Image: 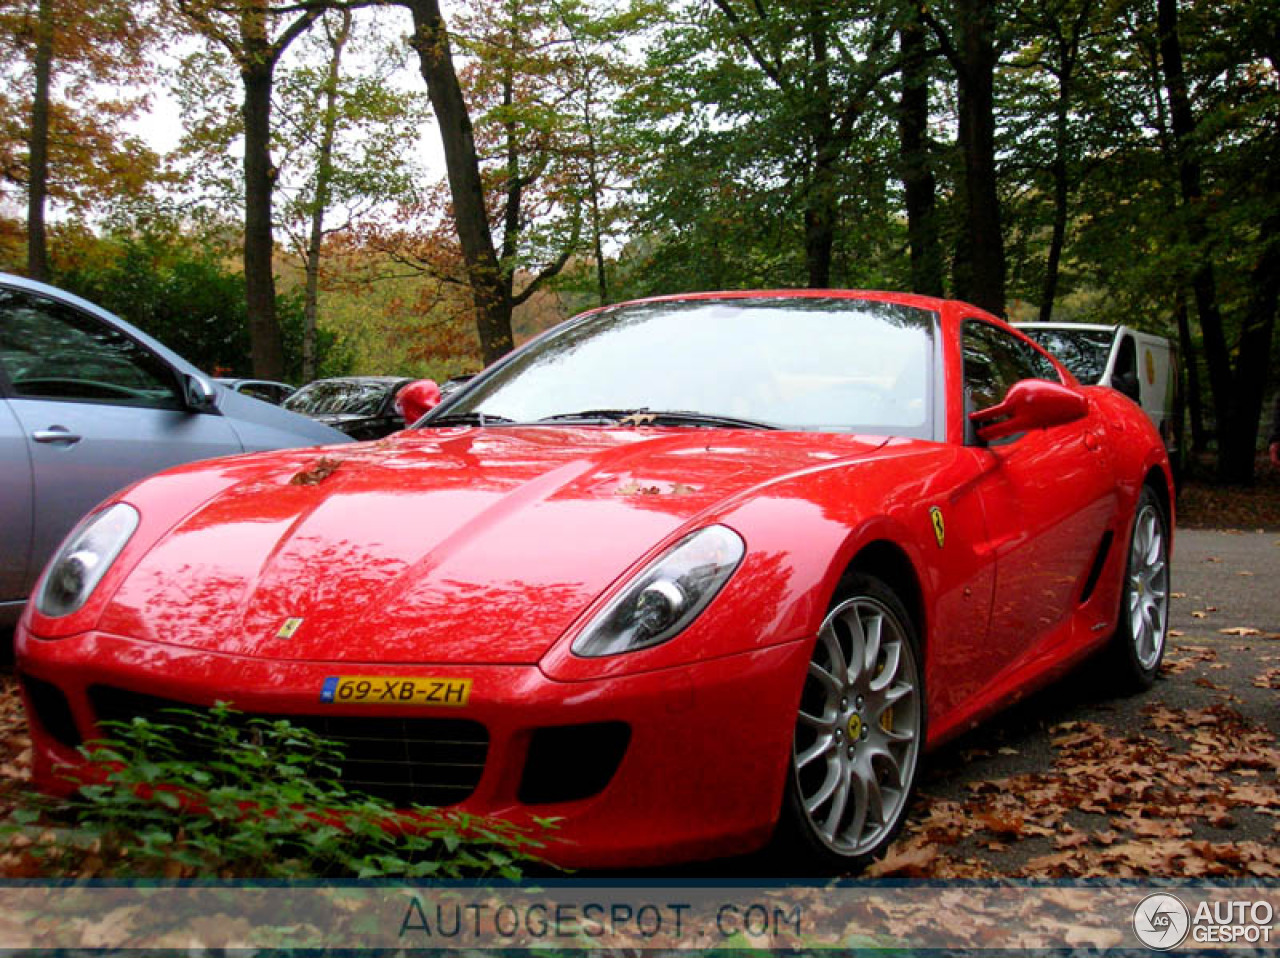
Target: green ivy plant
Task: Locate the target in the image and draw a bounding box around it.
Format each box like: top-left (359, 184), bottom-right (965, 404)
top-left (8, 703), bottom-right (557, 879)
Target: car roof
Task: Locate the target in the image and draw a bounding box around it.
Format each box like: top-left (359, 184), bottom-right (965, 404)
top-left (604, 288), bottom-right (957, 314)
top-left (300, 376), bottom-right (410, 385)
top-left (1015, 322), bottom-right (1117, 333)
top-left (215, 378), bottom-right (293, 387)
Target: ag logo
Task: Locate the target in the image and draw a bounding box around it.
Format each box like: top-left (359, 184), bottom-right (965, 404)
top-left (1133, 893), bottom-right (1189, 950)
top-left (929, 506), bottom-right (945, 549)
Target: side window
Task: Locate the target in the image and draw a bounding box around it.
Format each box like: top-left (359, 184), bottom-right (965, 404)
top-left (0, 288), bottom-right (182, 409)
top-left (962, 320), bottom-right (1056, 411)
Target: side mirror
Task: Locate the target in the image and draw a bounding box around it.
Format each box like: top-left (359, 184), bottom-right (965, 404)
top-left (183, 374), bottom-right (218, 413)
top-left (969, 379), bottom-right (1088, 444)
top-left (396, 379), bottom-right (442, 428)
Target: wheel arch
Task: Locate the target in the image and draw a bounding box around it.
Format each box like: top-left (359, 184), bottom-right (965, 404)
top-left (840, 539), bottom-right (927, 655)
top-left (1144, 464), bottom-right (1174, 528)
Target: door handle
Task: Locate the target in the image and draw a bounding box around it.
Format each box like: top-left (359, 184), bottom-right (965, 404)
top-left (32, 427), bottom-right (83, 445)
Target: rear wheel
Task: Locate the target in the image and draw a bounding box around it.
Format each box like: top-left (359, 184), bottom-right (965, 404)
top-left (777, 574), bottom-right (923, 871)
top-left (1109, 486), bottom-right (1170, 690)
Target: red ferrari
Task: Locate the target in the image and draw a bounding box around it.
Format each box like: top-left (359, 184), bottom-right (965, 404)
top-left (16, 292), bottom-right (1173, 870)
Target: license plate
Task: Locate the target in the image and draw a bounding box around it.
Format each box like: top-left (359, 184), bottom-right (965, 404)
top-left (319, 676), bottom-right (472, 707)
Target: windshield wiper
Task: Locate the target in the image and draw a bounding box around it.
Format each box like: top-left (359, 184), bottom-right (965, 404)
top-left (537, 408), bottom-right (779, 430)
top-left (422, 410), bottom-right (515, 428)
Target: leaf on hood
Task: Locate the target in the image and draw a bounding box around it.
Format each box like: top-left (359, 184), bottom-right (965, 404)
top-left (289, 457), bottom-right (343, 486)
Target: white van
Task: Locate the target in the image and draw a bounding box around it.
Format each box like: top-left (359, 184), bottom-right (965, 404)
top-left (1017, 323), bottom-right (1183, 478)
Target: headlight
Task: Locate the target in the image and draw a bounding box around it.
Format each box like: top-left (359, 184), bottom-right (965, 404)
top-left (35, 503), bottom-right (139, 618)
top-left (572, 525), bottom-right (745, 657)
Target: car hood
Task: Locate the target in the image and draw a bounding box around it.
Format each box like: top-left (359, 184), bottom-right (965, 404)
top-left (306, 412), bottom-right (382, 425)
top-left (99, 426), bottom-right (888, 664)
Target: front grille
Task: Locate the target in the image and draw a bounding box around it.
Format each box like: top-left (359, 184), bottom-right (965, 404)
top-left (87, 686), bottom-right (488, 808)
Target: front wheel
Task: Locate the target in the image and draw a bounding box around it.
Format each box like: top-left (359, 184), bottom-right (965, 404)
top-left (776, 574), bottom-right (924, 871)
top-left (1108, 486), bottom-right (1171, 690)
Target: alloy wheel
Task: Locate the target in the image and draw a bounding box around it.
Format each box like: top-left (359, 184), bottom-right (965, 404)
top-left (792, 595), bottom-right (921, 857)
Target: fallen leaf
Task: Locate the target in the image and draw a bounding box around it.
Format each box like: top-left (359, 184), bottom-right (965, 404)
top-left (865, 841), bottom-right (939, 877)
top-left (289, 456), bottom-right (342, 486)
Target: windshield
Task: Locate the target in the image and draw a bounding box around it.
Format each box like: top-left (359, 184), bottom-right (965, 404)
top-left (434, 298), bottom-right (937, 436)
top-left (1019, 327), bottom-right (1113, 384)
top-left (284, 380), bottom-right (392, 417)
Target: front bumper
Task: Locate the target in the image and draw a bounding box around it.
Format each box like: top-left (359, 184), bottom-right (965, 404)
top-left (16, 626), bottom-right (811, 869)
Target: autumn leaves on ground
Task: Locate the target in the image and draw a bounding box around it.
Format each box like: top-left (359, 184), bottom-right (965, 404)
top-left (873, 695), bottom-right (1279, 879)
top-left (1, 480), bottom-right (1277, 879)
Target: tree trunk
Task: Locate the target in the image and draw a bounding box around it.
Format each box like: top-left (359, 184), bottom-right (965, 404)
top-left (582, 80), bottom-right (609, 304)
top-left (404, 0), bottom-right (512, 365)
top-left (1173, 289), bottom-right (1205, 455)
top-left (1038, 75), bottom-right (1073, 321)
top-left (1156, 0), bottom-right (1234, 471)
top-left (952, 0), bottom-right (1005, 316)
top-left (26, 0), bottom-right (54, 281)
top-left (803, 6), bottom-right (835, 288)
top-left (803, 158), bottom-right (837, 288)
top-left (241, 30), bottom-right (285, 379)
top-left (1216, 199), bottom-right (1279, 483)
top-left (897, 7), bottom-right (943, 297)
top-left (303, 10), bottom-right (352, 383)
top-left (587, 149), bottom-right (609, 304)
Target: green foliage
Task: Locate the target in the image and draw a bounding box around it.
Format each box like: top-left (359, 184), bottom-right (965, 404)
top-left (617, 0), bottom-right (909, 295)
top-left (13, 704), bottom-right (551, 879)
top-left (51, 231), bottom-right (351, 381)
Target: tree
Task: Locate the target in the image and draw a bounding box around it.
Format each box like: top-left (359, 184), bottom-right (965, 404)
top-left (622, 0), bottom-right (908, 294)
top-left (176, 9), bottom-right (428, 381)
top-left (0, 0), bottom-right (161, 279)
top-left (922, 0), bottom-right (1009, 315)
top-left (1154, 0), bottom-right (1279, 482)
top-left (545, 0), bottom-right (646, 305)
top-left (167, 0), bottom-right (327, 378)
top-left (400, 0), bottom-right (513, 364)
top-left (1002, 0), bottom-right (1099, 321)
top-left (896, 0), bottom-right (943, 297)
top-left (398, 0), bottom-right (617, 364)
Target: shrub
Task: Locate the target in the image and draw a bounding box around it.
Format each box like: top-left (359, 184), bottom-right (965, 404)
top-left (8, 704), bottom-right (554, 879)
top-left (53, 234), bottom-right (351, 382)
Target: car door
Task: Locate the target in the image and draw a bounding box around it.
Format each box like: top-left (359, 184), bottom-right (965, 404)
top-left (961, 319), bottom-right (1117, 684)
top-left (0, 395), bottom-right (33, 613)
top-left (0, 285), bottom-right (244, 594)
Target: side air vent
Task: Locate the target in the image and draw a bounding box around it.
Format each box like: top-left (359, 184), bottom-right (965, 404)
top-left (519, 722), bottom-right (630, 805)
top-left (20, 673), bottom-right (82, 750)
top-left (1080, 531), bottom-right (1114, 605)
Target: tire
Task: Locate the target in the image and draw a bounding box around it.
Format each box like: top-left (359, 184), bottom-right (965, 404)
top-left (775, 574), bottom-right (924, 872)
top-left (1108, 486), bottom-right (1171, 691)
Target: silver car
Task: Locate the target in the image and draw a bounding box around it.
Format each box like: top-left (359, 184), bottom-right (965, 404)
top-left (0, 273), bottom-right (351, 628)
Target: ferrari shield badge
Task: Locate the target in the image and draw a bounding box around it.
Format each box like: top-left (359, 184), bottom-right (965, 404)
top-left (929, 506), bottom-right (945, 549)
top-left (276, 617), bottom-right (304, 640)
